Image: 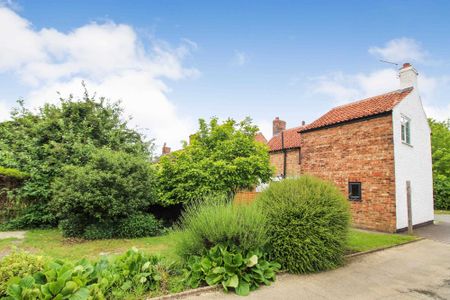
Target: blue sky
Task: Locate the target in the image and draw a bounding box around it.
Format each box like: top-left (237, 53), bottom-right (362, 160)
top-left (0, 0), bottom-right (449, 149)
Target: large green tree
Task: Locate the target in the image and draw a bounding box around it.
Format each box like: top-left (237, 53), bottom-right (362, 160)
top-left (0, 91), bottom-right (153, 227)
top-left (157, 117), bottom-right (273, 205)
top-left (429, 118), bottom-right (450, 210)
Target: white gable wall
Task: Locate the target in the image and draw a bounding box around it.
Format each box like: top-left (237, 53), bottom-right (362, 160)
top-left (392, 88), bottom-right (434, 230)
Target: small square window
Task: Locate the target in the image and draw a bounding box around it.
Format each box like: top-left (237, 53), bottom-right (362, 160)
top-left (348, 182), bottom-right (361, 201)
top-left (401, 116), bottom-right (411, 144)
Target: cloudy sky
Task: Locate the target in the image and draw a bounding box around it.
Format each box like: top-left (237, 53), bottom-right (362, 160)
top-left (0, 0), bottom-right (449, 150)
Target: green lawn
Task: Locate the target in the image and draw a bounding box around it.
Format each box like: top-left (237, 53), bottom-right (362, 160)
top-left (347, 229), bottom-right (417, 253)
top-left (435, 209), bottom-right (450, 215)
top-left (0, 229), bottom-right (182, 261)
top-left (0, 228), bottom-right (416, 261)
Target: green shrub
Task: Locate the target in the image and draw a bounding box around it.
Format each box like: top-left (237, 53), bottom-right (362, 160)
top-left (1, 204), bottom-right (58, 230)
top-left (434, 175), bottom-right (450, 210)
top-left (117, 213), bottom-right (164, 238)
top-left (0, 251), bottom-right (47, 297)
top-left (5, 248), bottom-right (176, 299)
top-left (51, 148), bottom-right (160, 239)
top-left (184, 244), bottom-right (280, 296)
top-left (257, 176), bottom-right (350, 273)
top-left (176, 196), bottom-right (268, 258)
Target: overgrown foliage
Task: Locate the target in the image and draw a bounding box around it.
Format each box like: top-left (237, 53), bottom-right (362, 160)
top-left (184, 244), bottom-right (280, 296)
top-left (0, 91), bottom-right (152, 228)
top-left (0, 252), bottom-right (47, 297)
top-left (429, 119), bottom-right (450, 210)
top-left (51, 148), bottom-right (160, 239)
top-left (176, 196), bottom-right (268, 258)
top-left (4, 248), bottom-right (178, 300)
top-left (157, 118), bottom-right (273, 206)
top-left (257, 176), bottom-right (350, 274)
top-left (0, 167), bottom-right (28, 180)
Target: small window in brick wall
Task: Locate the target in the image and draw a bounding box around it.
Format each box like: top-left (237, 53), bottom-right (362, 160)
top-left (348, 182), bottom-right (362, 201)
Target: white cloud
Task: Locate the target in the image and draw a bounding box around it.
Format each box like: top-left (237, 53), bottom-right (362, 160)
top-left (308, 68), bottom-right (450, 121)
top-left (232, 51), bottom-right (248, 66)
top-left (0, 7), bottom-right (199, 149)
top-left (369, 38), bottom-right (428, 63)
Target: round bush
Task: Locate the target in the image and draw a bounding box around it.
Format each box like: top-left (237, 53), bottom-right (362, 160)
top-left (176, 196), bottom-right (268, 258)
top-left (257, 176), bottom-right (350, 273)
top-left (51, 148), bottom-right (159, 239)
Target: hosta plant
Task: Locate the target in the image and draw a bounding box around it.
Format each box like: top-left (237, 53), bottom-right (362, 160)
top-left (5, 248), bottom-right (173, 300)
top-left (184, 244), bottom-right (280, 296)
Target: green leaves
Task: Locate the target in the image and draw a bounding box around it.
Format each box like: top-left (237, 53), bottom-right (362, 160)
top-left (157, 117), bottom-right (273, 206)
top-left (183, 244), bottom-right (280, 296)
top-left (0, 94), bottom-right (153, 229)
top-left (429, 119), bottom-right (450, 210)
top-left (4, 248), bottom-right (172, 300)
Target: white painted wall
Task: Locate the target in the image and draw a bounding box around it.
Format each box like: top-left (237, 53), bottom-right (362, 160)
top-left (392, 88), bottom-right (434, 230)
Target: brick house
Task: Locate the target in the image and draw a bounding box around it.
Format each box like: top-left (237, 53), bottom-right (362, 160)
top-left (264, 63), bottom-right (433, 232)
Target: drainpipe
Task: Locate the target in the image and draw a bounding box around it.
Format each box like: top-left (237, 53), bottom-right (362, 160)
top-left (281, 131), bottom-right (287, 178)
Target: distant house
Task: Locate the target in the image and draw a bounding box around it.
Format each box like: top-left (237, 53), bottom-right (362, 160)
top-left (264, 63), bottom-right (434, 232)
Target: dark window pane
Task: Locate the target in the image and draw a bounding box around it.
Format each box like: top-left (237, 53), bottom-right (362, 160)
top-left (349, 182), bottom-right (361, 200)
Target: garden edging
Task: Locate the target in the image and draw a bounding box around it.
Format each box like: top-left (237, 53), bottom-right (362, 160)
top-left (148, 238), bottom-right (424, 300)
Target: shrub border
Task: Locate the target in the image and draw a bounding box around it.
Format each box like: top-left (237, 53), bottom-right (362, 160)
top-left (147, 237), bottom-right (424, 300)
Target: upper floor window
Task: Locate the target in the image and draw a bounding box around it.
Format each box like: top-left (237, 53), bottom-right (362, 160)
top-left (401, 115), bottom-right (411, 145)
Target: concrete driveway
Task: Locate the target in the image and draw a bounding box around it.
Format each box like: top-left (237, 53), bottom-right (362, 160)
top-left (414, 214), bottom-right (450, 244)
top-left (184, 239), bottom-right (450, 300)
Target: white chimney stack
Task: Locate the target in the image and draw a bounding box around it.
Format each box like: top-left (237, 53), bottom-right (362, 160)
top-left (399, 63), bottom-right (418, 89)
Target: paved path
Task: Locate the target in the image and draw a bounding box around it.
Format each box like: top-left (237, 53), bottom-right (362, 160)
top-left (414, 214), bottom-right (450, 244)
top-left (184, 239), bottom-right (450, 300)
top-left (435, 214), bottom-right (450, 224)
top-left (0, 230), bottom-right (26, 239)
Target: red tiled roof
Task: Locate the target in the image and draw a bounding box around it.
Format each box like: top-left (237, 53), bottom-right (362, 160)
top-left (299, 87), bottom-right (413, 133)
top-left (267, 126), bottom-right (302, 152)
top-left (255, 132), bottom-right (268, 144)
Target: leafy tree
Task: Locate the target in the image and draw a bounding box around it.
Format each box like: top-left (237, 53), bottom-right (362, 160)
top-left (429, 118), bottom-right (450, 210)
top-left (157, 117), bottom-right (273, 205)
top-left (0, 90), bottom-right (153, 227)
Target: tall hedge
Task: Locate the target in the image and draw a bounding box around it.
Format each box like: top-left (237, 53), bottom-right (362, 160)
top-left (257, 176), bottom-right (350, 273)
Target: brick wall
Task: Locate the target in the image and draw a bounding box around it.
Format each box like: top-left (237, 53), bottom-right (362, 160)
top-left (234, 191), bottom-right (259, 204)
top-left (301, 114), bottom-right (397, 232)
top-left (269, 148), bottom-right (301, 177)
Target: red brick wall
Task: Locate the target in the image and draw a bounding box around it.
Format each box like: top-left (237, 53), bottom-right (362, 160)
top-left (269, 148), bottom-right (301, 177)
top-left (234, 191), bottom-right (259, 204)
top-left (301, 114), bottom-right (397, 232)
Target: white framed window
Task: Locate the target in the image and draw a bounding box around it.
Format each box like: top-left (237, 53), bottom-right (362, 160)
top-left (401, 115), bottom-right (411, 145)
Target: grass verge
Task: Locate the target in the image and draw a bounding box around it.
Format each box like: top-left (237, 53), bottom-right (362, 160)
top-left (435, 209), bottom-right (450, 215)
top-left (347, 229), bottom-right (417, 253)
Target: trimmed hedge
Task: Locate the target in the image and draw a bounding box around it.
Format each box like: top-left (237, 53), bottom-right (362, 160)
top-left (257, 176), bottom-right (350, 273)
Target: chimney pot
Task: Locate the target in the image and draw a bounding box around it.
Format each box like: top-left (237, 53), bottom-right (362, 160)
top-left (273, 117), bottom-right (286, 136)
top-left (301, 120), bottom-right (305, 126)
top-left (402, 62), bottom-right (411, 69)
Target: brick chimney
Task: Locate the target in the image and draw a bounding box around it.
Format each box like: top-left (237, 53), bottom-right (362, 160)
top-left (273, 117), bottom-right (286, 136)
top-left (162, 143), bottom-right (171, 155)
top-left (399, 63), bottom-right (418, 89)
